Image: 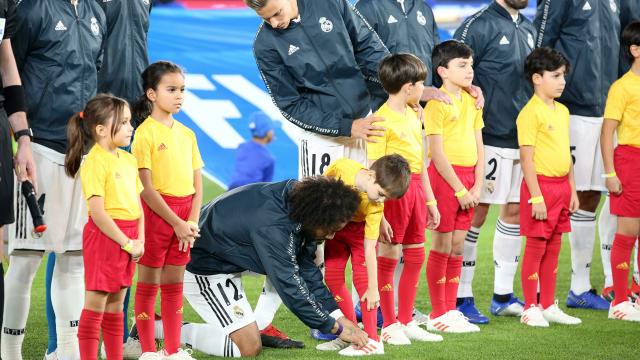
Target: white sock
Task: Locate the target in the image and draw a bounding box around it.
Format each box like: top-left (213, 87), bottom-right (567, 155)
top-left (181, 323), bottom-right (240, 357)
top-left (155, 319), bottom-right (164, 339)
top-left (1, 253), bottom-right (43, 360)
top-left (458, 226), bottom-right (480, 298)
top-left (254, 279), bottom-right (282, 330)
top-left (634, 245), bottom-right (639, 284)
top-left (393, 256), bottom-right (403, 309)
top-left (569, 210), bottom-right (597, 294)
top-left (597, 197), bottom-right (616, 288)
top-left (493, 220), bottom-right (522, 295)
top-left (51, 252), bottom-right (84, 360)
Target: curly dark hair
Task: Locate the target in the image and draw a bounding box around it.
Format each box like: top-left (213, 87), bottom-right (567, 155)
top-left (288, 176), bottom-right (360, 232)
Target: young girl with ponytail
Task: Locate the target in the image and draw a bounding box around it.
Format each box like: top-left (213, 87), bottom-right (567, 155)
top-left (65, 94), bottom-right (145, 360)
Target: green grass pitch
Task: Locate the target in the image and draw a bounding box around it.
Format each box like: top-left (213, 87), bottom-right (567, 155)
top-left (9, 177), bottom-right (639, 359)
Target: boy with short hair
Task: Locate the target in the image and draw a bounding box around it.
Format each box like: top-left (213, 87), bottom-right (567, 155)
top-left (517, 47), bottom-right (581, 327)
top-left (369, 53), bottom-right (442, 346)
top-left (424, 40), bottom-right (483, 334)
top-left (601, 21), bottom-right (640, 321)
top-left (318, 154), bottom-right (411, 355)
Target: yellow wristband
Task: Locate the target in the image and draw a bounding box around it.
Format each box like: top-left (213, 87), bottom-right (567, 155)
top-left (528, 196), bottom-right (544, 204)
top-left (426, 200), bottom-right (437, 206)
top-left (121, 240), bottom-right (133, 254)
top-left (187, 220), bottom-right (199, 229)
top-left (455, 188), bottom-right (468, 198)
top-left (602, 172), bottom-right (617, 178)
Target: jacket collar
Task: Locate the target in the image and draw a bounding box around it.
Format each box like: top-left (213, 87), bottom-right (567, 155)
top-left (489, 1), bottom-right (522, 24)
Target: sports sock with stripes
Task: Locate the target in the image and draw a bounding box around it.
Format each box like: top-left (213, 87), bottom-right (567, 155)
top-left (521, 237), bottom-right (546, 308)
top-left (458, 226), bottom-right (479, 298)
top-left (135, 282), bottom-right (158, 353)
top-left (539, 233), bottom-right (562, 309)
top-left (161, 282), bottom-right (184, 354)
top-left (569, 210), bottom-right (597, 294)
top-left (102, 312), bottom-right (124, 360)
top-left (397, 247), bottom-right (424, 324)
top-left (445, 255), bottom-right (463, 311)
top-left (377, 257), bottom-right (398, 327)
top-left (493, 220), bottom-right (522, 297)
top-left (611, 233), bottom-right (637, 305)
top-left (426, 250), bottom-right (448, 319)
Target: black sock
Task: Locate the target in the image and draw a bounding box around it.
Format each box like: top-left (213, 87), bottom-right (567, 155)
top-left (493, 293), bottom-right (511, 303)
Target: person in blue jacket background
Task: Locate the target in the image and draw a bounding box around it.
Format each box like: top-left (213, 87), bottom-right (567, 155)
top-left (228, 112), bottom-right (277, 190)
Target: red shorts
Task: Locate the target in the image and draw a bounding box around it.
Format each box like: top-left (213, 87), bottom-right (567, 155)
top-left (428, 164), bottom-right (475, 233)
top-left (325, 222), bottom-right (369, 278)
top-left (610, 145), bottom-right (640, 218)
top-left (83, 218), bottom-right (137, 293)
top-left (384, 174), bottom-right (426, 244)
top-left (520, 175), bottom-right (571, 239)
top-left (138, 194), bottom-right (193, 268)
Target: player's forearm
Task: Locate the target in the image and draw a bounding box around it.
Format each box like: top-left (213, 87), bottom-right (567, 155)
top-left (431, 152), bottom-right (464, 192)
top-left (140, 187), bottom-right (183, 227)
top-left (137, 201), bottom-right (145, 242)
top-left (420, 165), bottom-right (436, 202)
top-left (364, 239), bottom-right (378, 291)
top-left (189, 169), bottom-right (203, 223)
top-left (89, 203), bottom-right (130, 247)
top-left (568, 165), bottom-right (577, 192)
top-left (520, 146), bottom-right (542, 197)
top-left (600, 119), bottom-right (617, 174)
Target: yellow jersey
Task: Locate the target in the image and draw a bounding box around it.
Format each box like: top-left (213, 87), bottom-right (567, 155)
top-left (324, 158), bottom-right (383, 240)
top-left (80, 144), bottom-right (143, 220)
top-left (424, 88), bottom-right (483, 166)
top-left (368, 103), bottom-right (423, 173)
top-left (517, 95), bottom-right (572, 177)
top-left (604, 71), bottom-right (640, 147)
top-left (131, 116), bottom-right (204, 196)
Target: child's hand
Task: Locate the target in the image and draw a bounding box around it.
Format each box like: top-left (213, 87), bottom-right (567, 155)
top-left (606, 176), bottom-right (622, 195)
top-left (427, 204), bottom-right (440, 230)
top-left (532, 202), bottom-right (547, 220)
top-left (130, 239), bottom-right (145, 261)
top-left (378, 217), bottom-right (393, 244)
top-left (457, 192), bottom-right (475, 210)
top-left (174, 220), bottom-right (195, 252)
top-left (569, 191), bottom-right (580, 213)
top-left (469, 185), bottom-right (482, 206)
top-left (360, 287), bottom-right (380, 311)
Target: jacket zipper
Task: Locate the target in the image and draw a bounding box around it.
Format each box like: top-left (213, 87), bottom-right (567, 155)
top-left (72, 1), bottom-right (87, 106)
top-left (299, 22), bottom-right (357, 124)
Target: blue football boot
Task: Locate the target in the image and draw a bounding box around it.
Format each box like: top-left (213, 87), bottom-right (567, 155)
top-left (566, 289), bottom-right (610, 310)
top-left (489, 293), bottom-right (525, 316)
top-left (457, 297), bottom-right (489, 324)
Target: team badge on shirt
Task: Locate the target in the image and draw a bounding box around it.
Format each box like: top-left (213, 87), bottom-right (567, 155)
top-left (319, 17), bottom-right (333, 32)
top-left (90, 17), bottom-right (100, 36)
top-left (233, 305), bottom-right (245, 319)
top-left (143, 0), bottom-right (150, 5)
top-left (609, 0), bottom-right (617, 12)
top-left (416, 11), bottom-right (427, 26)
top-left (527, 32), bottom-right (534, 49)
